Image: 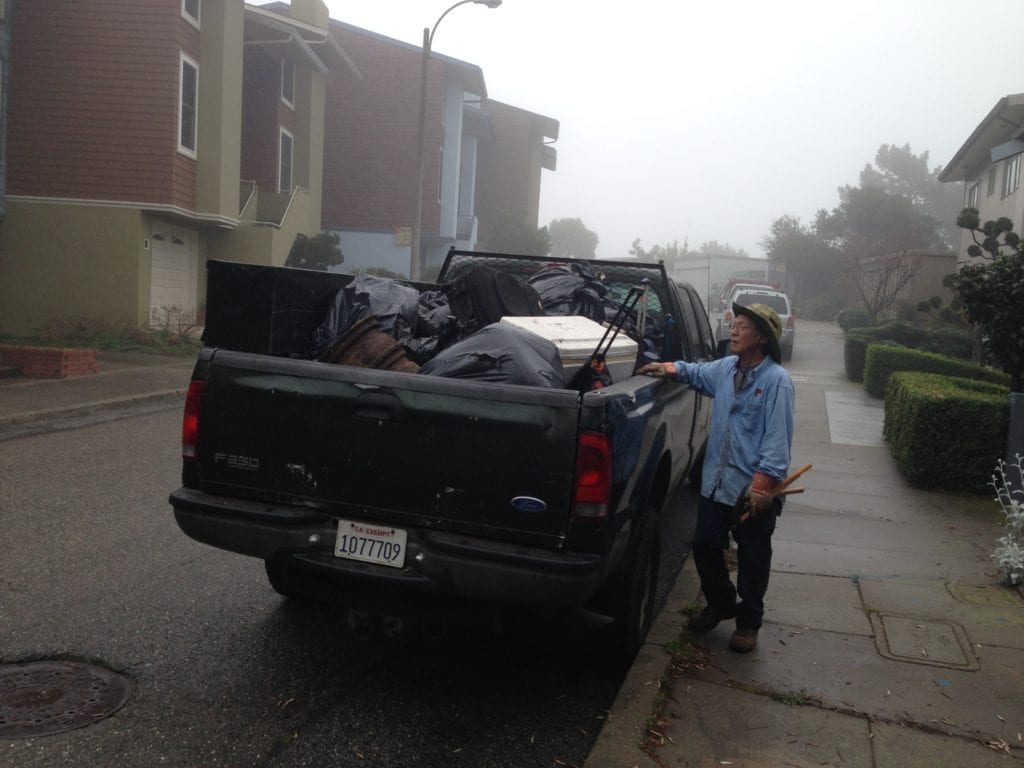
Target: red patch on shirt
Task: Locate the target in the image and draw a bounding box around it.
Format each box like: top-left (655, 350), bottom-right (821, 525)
top-left (755, 388), bottom-right (763, 396)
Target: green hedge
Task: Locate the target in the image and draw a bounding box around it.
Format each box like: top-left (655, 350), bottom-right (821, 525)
top-left (845, 332), bottom-right (881, 383)
top-left (844, 320), bottom-right (979, 382)
top-left (835, 308), bottom-right (874, 332)
top-left (884, 372), bottom-right (1010, 491)
top-left (864, 344), bottom-right (1010, 398)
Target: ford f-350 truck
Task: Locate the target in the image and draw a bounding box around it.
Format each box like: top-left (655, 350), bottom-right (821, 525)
top-left (169, 251), bottom-right (716, 663)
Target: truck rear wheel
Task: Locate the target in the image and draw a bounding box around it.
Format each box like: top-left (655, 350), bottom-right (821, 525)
top-left (265, 559), bottom-right (310, 600)
top-left (604, 505), bottom-right (661, 668)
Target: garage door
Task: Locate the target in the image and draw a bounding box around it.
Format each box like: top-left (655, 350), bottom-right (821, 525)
top-left (150, 227), bottom-right (197, 326)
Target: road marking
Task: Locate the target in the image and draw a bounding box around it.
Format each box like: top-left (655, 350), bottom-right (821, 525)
top-left (790, 374), bottom-right (809, 383)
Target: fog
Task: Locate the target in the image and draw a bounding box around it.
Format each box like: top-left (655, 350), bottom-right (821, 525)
top-left (267, 0), bottom-right (1024, 259)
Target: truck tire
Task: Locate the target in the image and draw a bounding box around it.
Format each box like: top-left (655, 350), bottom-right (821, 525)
top-left (604, 505), bottom-right (661, 668)
top-left (264, 559), bottom-right (310, 600)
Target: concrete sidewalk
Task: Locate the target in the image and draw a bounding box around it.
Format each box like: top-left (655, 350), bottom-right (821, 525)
top-left (586, 321), bottom-right (1023, 768)
top-left (0, 350), bottom-right (194, 428)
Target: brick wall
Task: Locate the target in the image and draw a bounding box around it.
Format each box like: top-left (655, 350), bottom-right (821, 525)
top-left (0, 346), bottom-right (99, 378)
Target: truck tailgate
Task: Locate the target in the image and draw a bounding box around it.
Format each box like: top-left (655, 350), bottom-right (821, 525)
top-left (194, 350), bottom-right (582, 549)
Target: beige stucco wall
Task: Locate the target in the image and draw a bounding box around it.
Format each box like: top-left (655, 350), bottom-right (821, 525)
top-left (0, 201), bottom-right (147, 336)
top-left (197, 0), bottom-right (245, 221)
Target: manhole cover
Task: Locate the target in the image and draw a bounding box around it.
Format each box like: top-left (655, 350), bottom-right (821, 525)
top-left (869, 613), bottom-right (979, 671)
top-left (0, 660), bottom-right (132, 739)
top-left (947, 582), bottom-right (1023, 607)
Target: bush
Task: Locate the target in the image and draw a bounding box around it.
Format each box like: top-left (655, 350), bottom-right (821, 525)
top-left (918, 325), bottom-right (974, 360)
top-left (844, 331), bottom-right (880, 383)
top-left (864, 345), bottom-right (1011, 399)
top-left (884, 372), bottom-right (1010, 491)
top-left (869, 319), bottom-right (928, 347)
top-left (835, 308), bottom-right (874, 332)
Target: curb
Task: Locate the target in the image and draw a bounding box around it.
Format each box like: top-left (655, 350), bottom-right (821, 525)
top-left (585, 556), bottom-right (702, 767)
top-left (0, 388), bottom-right (187, 429)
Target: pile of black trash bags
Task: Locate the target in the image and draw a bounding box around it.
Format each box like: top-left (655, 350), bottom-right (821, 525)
top-left (309, 262), bottom-right (659, 389)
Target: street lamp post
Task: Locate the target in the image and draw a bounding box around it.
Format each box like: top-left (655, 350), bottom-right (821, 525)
top-left (409, 0), bottom-right (501, 281)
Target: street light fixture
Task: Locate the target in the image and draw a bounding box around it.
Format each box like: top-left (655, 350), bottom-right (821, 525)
top-left (409, 0), bottom-right (501, 281)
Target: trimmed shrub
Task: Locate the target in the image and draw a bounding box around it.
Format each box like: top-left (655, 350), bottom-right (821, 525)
top-left (864, 344), bottom-right (1011, 399)
top-left (845, 332), bottom-right (883, 383)
top-left (869, 319), bottom-right (928, 347)
top-left (884, 372), bottom-right (1010, 491)
top-left (917, 326), bottom-right (974, 360)
top-left (835, 308), bottom-right (874, 332)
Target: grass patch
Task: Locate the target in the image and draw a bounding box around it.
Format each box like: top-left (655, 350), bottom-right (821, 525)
top-left (0, 311), bottom-right (202, 358)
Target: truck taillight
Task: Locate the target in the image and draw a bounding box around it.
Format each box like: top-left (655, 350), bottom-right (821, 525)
top-left (724, 310), bottom-right (734, 324)
top-left (182, 380), bottom-right (206, 460)
top-left (786, 316), bottom-right (795, 330)
top-left (573, 431), bottom-right (611, 519)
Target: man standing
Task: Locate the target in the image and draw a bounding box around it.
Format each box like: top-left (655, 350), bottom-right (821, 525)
top-left (638, 303), bottom-right (795, 652)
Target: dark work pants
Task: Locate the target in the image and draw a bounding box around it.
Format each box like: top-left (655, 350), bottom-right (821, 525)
top-left (693, 495), bottom-right (778, 630)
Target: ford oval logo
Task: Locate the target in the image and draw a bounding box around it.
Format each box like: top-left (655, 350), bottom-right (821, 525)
top-left (511, 496), bottom-right (547, 513)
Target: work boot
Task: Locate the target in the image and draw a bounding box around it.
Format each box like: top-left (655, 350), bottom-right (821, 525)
top-left (687, 605), bottom-right (737, 634)
top-left (729, 627), bottom-right (758, 653)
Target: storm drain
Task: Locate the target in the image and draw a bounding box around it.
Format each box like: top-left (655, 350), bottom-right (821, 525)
top-left (0, 660), bottom-right (131, 739)
top-left (869, 613), bottom-right (980, 671)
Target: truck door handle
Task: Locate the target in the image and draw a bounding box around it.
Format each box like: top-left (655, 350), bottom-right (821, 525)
top-left (353, 392), bottom-right (405, 422)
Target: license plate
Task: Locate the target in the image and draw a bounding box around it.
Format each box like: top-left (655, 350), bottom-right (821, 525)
top-left (334, 519), bottom-right (407, 569)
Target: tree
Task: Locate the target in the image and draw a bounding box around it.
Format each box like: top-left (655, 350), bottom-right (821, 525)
top-left (285, 231), bottom-right (344, 271)
top-left (760, 215), bottom-right (837, 305)
top-left (858, 143), bottom-right (962, 250)
top-left (484, 210), bottom-right (551, 256)
top-left (697, 240), bottom-right (749, 260)
top-left (816, 186), bottom-right (941, 321)
top-left (629, 238), bottom-right (691, 273)
top-left (943, 208), bottom-right (1024, 391)
top-left (548, 218), bottom-right (598, 259)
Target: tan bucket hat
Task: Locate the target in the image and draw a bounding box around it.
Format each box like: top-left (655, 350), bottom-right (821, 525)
top-left (733, 302), bottom-right (782, 362)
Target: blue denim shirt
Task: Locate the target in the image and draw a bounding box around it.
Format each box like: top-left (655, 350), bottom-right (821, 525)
top-left (668, 355), bottom-right (795, 506)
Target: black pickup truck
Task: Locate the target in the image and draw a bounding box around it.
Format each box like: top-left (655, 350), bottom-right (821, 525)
top-left (169, 250), bottom-right (716, 662)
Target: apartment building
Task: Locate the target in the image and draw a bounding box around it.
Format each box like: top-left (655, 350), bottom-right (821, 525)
top-left (939, 93), bottom-right (1024, 264)
top-left (0, 0), bottom-right (351, 335)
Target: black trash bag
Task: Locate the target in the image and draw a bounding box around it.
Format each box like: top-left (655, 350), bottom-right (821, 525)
top-left (418, 323), bottom-right (565, 388)
top-left (406, 313), bottom-right (460, 365)
top-left (347, 275), bottom-right (420, 343)
top-left (415, 289), bottom-right (452, 338)
top-left (442, 265), bottom-right (545, 337)
top-left (309, 287), bottom-right (370, 359)
top-left (527, 263), bottom-right (607, 322)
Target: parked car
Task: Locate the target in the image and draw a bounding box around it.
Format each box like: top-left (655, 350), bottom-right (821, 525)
top-left (714, 287), bottom-right (795, 362)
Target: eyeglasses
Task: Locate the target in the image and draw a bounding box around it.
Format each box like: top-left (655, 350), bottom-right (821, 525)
top-left (732, 322), bottom-right (758, 333)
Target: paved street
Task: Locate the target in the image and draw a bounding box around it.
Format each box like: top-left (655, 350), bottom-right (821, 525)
top-left (0, 394), bottom-right (696, 768)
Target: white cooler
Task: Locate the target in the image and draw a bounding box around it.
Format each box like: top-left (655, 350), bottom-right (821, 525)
top-left (499, 315), bottom-right (639, 385)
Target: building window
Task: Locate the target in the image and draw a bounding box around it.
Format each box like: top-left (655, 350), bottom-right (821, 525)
top-left (281, 59), bottom-right (295, 108)
top-left (279, 128), bottom-right (293, 192)
top-left (178, 54), bottom-right (198, 157)
top-left (1002, 154), bottom-right (1021, 198)
top-left (182, 0), bottom-right (200, 27)
top-left (966, 181), bottom-right (980, 210)
top-left (988, 166), bottom-right (997, 197)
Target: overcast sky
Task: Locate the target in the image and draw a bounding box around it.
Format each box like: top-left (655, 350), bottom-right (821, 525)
top-left (265, 0), bottom-right (1024, 260)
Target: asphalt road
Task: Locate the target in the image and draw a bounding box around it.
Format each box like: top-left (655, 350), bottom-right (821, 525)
top-left (0, 402), bottom-right (697, 768)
